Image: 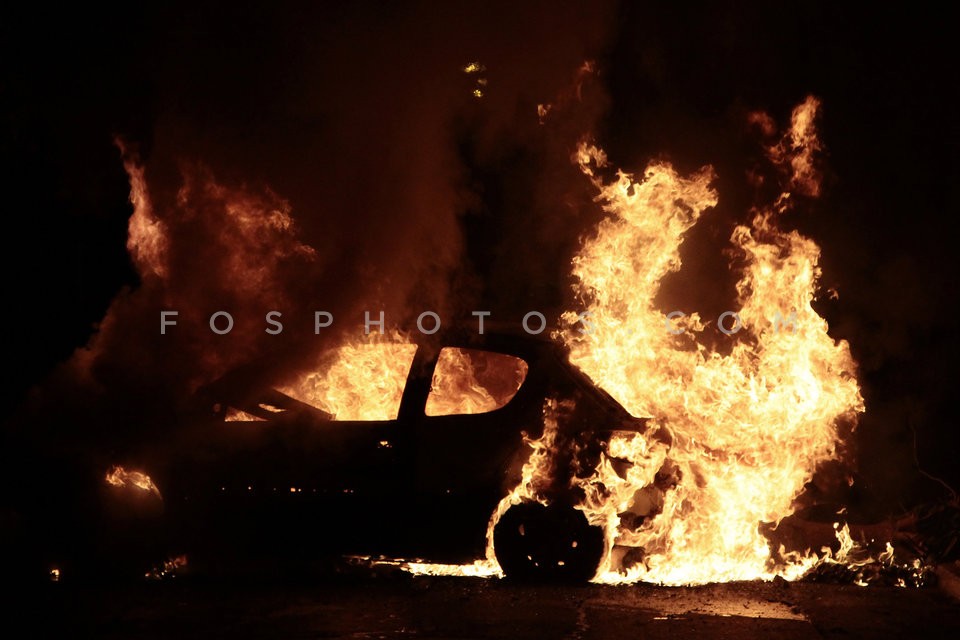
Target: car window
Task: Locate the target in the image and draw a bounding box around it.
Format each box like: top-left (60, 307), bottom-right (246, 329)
top-left (278, 342), bottom-right (418, 421)
top-left (425, 348), bottom-right (528, 416)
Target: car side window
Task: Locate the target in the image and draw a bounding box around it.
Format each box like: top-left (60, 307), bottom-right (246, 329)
top-left (425, 348), bottom-right (528, 416)
top-left (278, 342), bottom-right (418, 421)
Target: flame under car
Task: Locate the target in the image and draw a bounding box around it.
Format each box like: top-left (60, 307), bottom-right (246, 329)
top-left (106, 328), bottom-right (645, 580)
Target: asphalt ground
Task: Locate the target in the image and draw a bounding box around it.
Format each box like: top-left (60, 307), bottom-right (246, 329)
top-left (18, 571), bottom-right (960, 639)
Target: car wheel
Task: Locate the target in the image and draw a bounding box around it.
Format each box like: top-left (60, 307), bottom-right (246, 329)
top-left (493, 501), bottom-right (604, 582)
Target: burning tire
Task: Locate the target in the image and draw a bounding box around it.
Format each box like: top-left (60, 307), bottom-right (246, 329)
top-left (493, 502), bottom-right (604, 582)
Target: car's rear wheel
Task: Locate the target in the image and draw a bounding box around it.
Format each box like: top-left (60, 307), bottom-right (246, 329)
top-left (493, 502), bottom-right (604, 582)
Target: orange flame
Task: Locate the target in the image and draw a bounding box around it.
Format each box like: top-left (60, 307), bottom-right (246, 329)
top-left (275, 335), bottom-right (529, 422)
top-left (278, 332), bottom-right (417, 421)
top-left (105, 465), bottom-right (162, 500)
top-left (767, 95), bottom-right (824, 198)
top-left (425, 348), bottom-right (528, 417)
top-left (370, 98), bottom-right (873, 583)
top-left (558, 98), bottom-right (864, 584)
top-left (118, 141), bottom-right (168, 279)
top-left (235, 97), bottom-right (899, 586)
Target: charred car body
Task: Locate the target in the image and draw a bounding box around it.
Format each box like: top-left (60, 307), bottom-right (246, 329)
top-left (17, 327), bottom-right (649, 582)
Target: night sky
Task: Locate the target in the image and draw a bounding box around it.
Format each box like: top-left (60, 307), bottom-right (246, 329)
top-left (1, 2), bottom-right (957, 510)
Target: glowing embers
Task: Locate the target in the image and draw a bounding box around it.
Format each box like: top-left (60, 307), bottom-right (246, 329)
top-left (425, 348), bottom-right (528, 416)
top-left (145, 555), bottom-right (188, 580)
top-left (462, 61), bottom-right (487, 98)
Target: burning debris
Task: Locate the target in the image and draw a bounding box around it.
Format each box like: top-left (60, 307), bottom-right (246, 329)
top-left (105, 465), bottom-right (162, 500)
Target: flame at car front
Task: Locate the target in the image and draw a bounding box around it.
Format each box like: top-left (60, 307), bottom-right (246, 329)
top-left (342, 98), bottom-right (883, 585)
top-left (560, 97), bottom-right (866, 584)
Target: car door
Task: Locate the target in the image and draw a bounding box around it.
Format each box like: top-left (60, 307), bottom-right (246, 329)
top-left (172, 341), bottom-right (419, 555)
top-left (404, 345), bottom-right (546, 556)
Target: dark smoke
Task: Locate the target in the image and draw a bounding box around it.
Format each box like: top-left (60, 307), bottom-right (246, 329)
top-left (11, 1), bottom-right (618, 447)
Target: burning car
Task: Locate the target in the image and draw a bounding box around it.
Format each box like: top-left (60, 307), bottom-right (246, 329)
top-left (9, 96), bottom-right (893, 588)
top-left (22, 326), bottom-right (647, 582)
